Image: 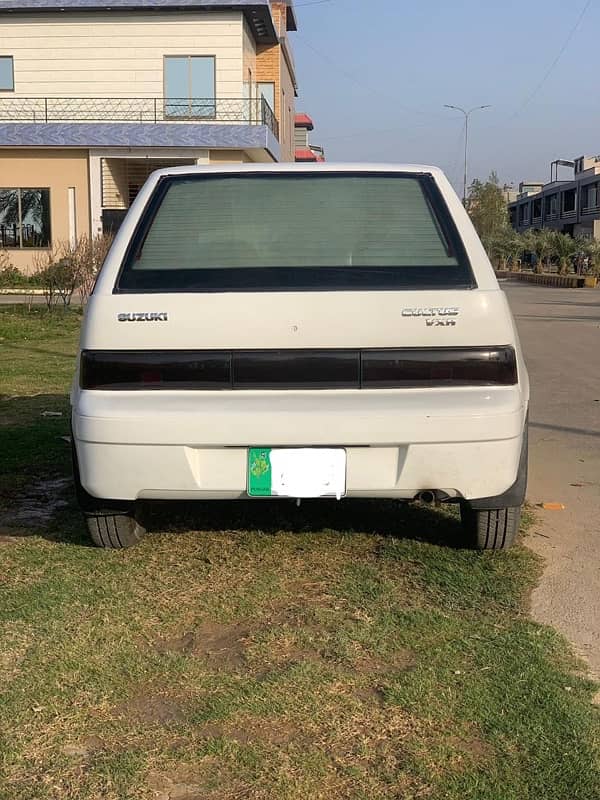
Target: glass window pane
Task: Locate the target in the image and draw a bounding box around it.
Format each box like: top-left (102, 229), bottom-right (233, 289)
top-left (0, 57), bottom-right (14, 91)
top-left (131, 175), bottom-right (460, 273)
top-left (20, 189), bottom-right (51, 248)
top-left (257, 82), bottom-right (275, 112)
top-left (0, 188), bottom-right (20, 247)
top-left (164, 56), bottom-right (189, 118)
top-left (190, 57), bottom-right (215, 118)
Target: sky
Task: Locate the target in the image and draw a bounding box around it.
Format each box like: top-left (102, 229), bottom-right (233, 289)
top-left (292, 0), bottom-right (598, 194)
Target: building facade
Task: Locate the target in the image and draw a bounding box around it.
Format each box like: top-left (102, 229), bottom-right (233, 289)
top-left (294, 112), bottom-right (325, 163)
top-left (509, 156), bottom-right (600, 240)
top-left (0, 0), bottom-right (299, 271)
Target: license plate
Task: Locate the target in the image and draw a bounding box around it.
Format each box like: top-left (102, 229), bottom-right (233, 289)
top-left (248, 448), bottom-right (346, 499)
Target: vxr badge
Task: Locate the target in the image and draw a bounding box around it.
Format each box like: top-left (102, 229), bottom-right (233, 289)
top-left (402, 307), bottom-right (460, 327)
top-left (426, 318), bottom-right (457, 327)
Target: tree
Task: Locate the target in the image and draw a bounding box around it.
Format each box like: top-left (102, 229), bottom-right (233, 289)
top-left (488, 228), bottom-right (523, 271)
top-left (577, 236), bottom-right (600, 276)
top-left (467, 172), bottom-right (509, 253)
top-left (550, 231), bottom-right (577, 275)
top-left (522, 229), bottom-right (554, 274)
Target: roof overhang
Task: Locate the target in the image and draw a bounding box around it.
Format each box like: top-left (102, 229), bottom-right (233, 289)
top-left (295, 148), bottom-right (317, 162)
top-left (285, 0), bottom-right (297, 31)
top-left (295, 112), bottom-right (314, 130)
top-left (0, 0), bottom-right (278, 43)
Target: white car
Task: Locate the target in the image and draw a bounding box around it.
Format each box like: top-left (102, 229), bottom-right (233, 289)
top-left (71, 164), bottom-right (529, 549)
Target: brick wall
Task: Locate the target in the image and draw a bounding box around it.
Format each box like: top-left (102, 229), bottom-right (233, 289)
top-left (256, 2), bottom-right (295, 161)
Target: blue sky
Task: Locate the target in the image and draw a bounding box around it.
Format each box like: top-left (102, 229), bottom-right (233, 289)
top-left (292, 0), bottom-right (597, 192)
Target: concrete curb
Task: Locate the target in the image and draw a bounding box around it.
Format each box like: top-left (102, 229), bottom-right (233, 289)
top-left (0, 288), bottom-right (46, 295)
top-left (495, 271), bottom-right (597, 288)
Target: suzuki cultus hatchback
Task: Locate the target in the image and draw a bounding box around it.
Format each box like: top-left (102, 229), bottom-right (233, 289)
top-left (72, 164), bottom-right (529, 549)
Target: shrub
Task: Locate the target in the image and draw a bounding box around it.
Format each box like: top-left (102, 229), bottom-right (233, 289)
top-left (0, 254), bottom-right (45, 289)
top-left (32, 234), bottom-right (113, 309)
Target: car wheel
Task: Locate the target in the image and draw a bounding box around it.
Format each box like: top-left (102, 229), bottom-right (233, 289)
top-left (72, 437), bottom-right (146, 548)
top-left (85, 512), bottom-right (146, 549)
top-left (460, 505), bottom-right (521, 550)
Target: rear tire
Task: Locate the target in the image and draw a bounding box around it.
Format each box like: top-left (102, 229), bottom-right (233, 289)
top-left (85, 512), bottom-right (146, 549)
top-left (461, 505), bottom-right (521, 550)
top-left (72, 436), bottom-right (146, 548)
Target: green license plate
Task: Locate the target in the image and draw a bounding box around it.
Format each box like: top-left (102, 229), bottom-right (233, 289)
top-left (247, 448), bottom-right (347, 499)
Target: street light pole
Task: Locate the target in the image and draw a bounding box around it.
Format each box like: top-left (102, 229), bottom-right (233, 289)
top-left (444, 104), bottom-right (491, 206)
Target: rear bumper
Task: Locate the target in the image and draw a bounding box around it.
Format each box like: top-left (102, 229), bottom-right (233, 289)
top-left (74, 438), bottom-right (524, 502)
top-left (72, 387), bottom-right (528, 503)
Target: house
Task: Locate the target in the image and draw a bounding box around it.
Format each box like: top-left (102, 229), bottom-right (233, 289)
top-left (508, 156), bottom-right (600, 239)
top-left (0, 0), bottom-right (299, 272)
top-left (294, 112), bottom-right (325, 163)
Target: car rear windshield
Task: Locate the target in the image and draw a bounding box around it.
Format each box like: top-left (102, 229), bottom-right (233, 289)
top-left (115, 172), bottom-right (475, 293)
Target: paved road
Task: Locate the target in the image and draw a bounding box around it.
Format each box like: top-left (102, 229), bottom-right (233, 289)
top-left (504, 282), bottom-right (600, 677)
top-left (0, 294), bottom-right (81, 306)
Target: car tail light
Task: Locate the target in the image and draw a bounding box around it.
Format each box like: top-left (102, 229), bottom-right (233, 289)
top-left (80, 347), bottom-right (517, 390)
top-left (80, 351), bottom-right (231, 390)
top-left (361, 347), bottom-right (517, 388)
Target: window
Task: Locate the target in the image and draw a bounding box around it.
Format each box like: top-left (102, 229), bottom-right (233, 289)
top-left (164, 56), bottom-right (215, 119)
top-left (584, 183), bottom-right (598, 210)
top-left (562, 189), bottom-right (576, 214)
top-left (0, 188), bottom-right (51, 249)
top-left (545, 194), bottom-right (558, 217)
top-left (257, 82), bottom-right (275, 113)
top-left (295, 127), bottom-right (308, 148)
top-left (0, 56), bottom-right (14, 91)
top-left (116, 172), bottom-right (474, 293)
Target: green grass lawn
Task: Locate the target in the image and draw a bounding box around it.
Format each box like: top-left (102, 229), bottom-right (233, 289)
top-left (0, 304), bottom-right (599, 800)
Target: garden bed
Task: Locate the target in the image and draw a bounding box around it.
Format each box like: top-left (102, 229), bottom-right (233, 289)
top-left (495, 271), bottom-right (597, 288)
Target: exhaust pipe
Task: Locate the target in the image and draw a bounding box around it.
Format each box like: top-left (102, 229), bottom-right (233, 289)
top-left (416, 490), bottom-right (437, 505)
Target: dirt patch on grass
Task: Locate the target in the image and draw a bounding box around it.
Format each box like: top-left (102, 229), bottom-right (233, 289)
top-left (0, 475), bottom-right (70, 529)
top-left (114, 694), bottom-right (186, 726)
top-left (155, 622), bottom-right (253, 670)
top-left (147, 762), bottom-right (249, 800)
top-left (198, 716), bottom-right (300, 748)
top-left (353, 648), bottom-right (416, 675)
top-left (61, 736), bottom-right (105, 760)
top-left (324, 705), bottom-right (423, 773)
top-left (447, 733), bottom-right (495, 763)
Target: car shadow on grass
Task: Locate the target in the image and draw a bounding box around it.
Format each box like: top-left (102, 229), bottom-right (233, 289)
top-left (139, 497), bottom-right (471, 550)
top-left (35, 492), bottom-right (471, 550)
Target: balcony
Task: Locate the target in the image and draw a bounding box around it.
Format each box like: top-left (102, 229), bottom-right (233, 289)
top-left (0, 96), bottom-right (279, 138)
top-left (0, 96), bottom-right (280, 158)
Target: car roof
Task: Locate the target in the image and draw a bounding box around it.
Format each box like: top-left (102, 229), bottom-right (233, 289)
top-left (147, 162), bottom-right (445, 180)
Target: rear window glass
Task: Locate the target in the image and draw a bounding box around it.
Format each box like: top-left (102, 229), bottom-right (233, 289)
top-left (116, 173), bottom-right (474, 292)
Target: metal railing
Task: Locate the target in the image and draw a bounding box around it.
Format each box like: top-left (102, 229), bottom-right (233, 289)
top-left (0, 96), bottom-right (279, 138)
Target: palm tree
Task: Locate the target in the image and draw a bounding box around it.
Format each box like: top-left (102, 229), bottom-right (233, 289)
top-left (523, 229), bottom-right (554, 274)
top-left (488, 229), bottom-right (523, 271)
top-left (550, 231), bottom-right (577, 276)
top-left (579, 237), bottom-right (600, 276)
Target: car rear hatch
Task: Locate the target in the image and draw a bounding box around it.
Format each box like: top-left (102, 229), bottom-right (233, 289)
top-left (76, 168), bottom-right (524, 447)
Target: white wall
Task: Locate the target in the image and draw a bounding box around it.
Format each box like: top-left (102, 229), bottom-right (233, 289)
top-left (242, 17), bottom-right (257, 95)
top-left (0, 11), bottom-right (245, 98)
